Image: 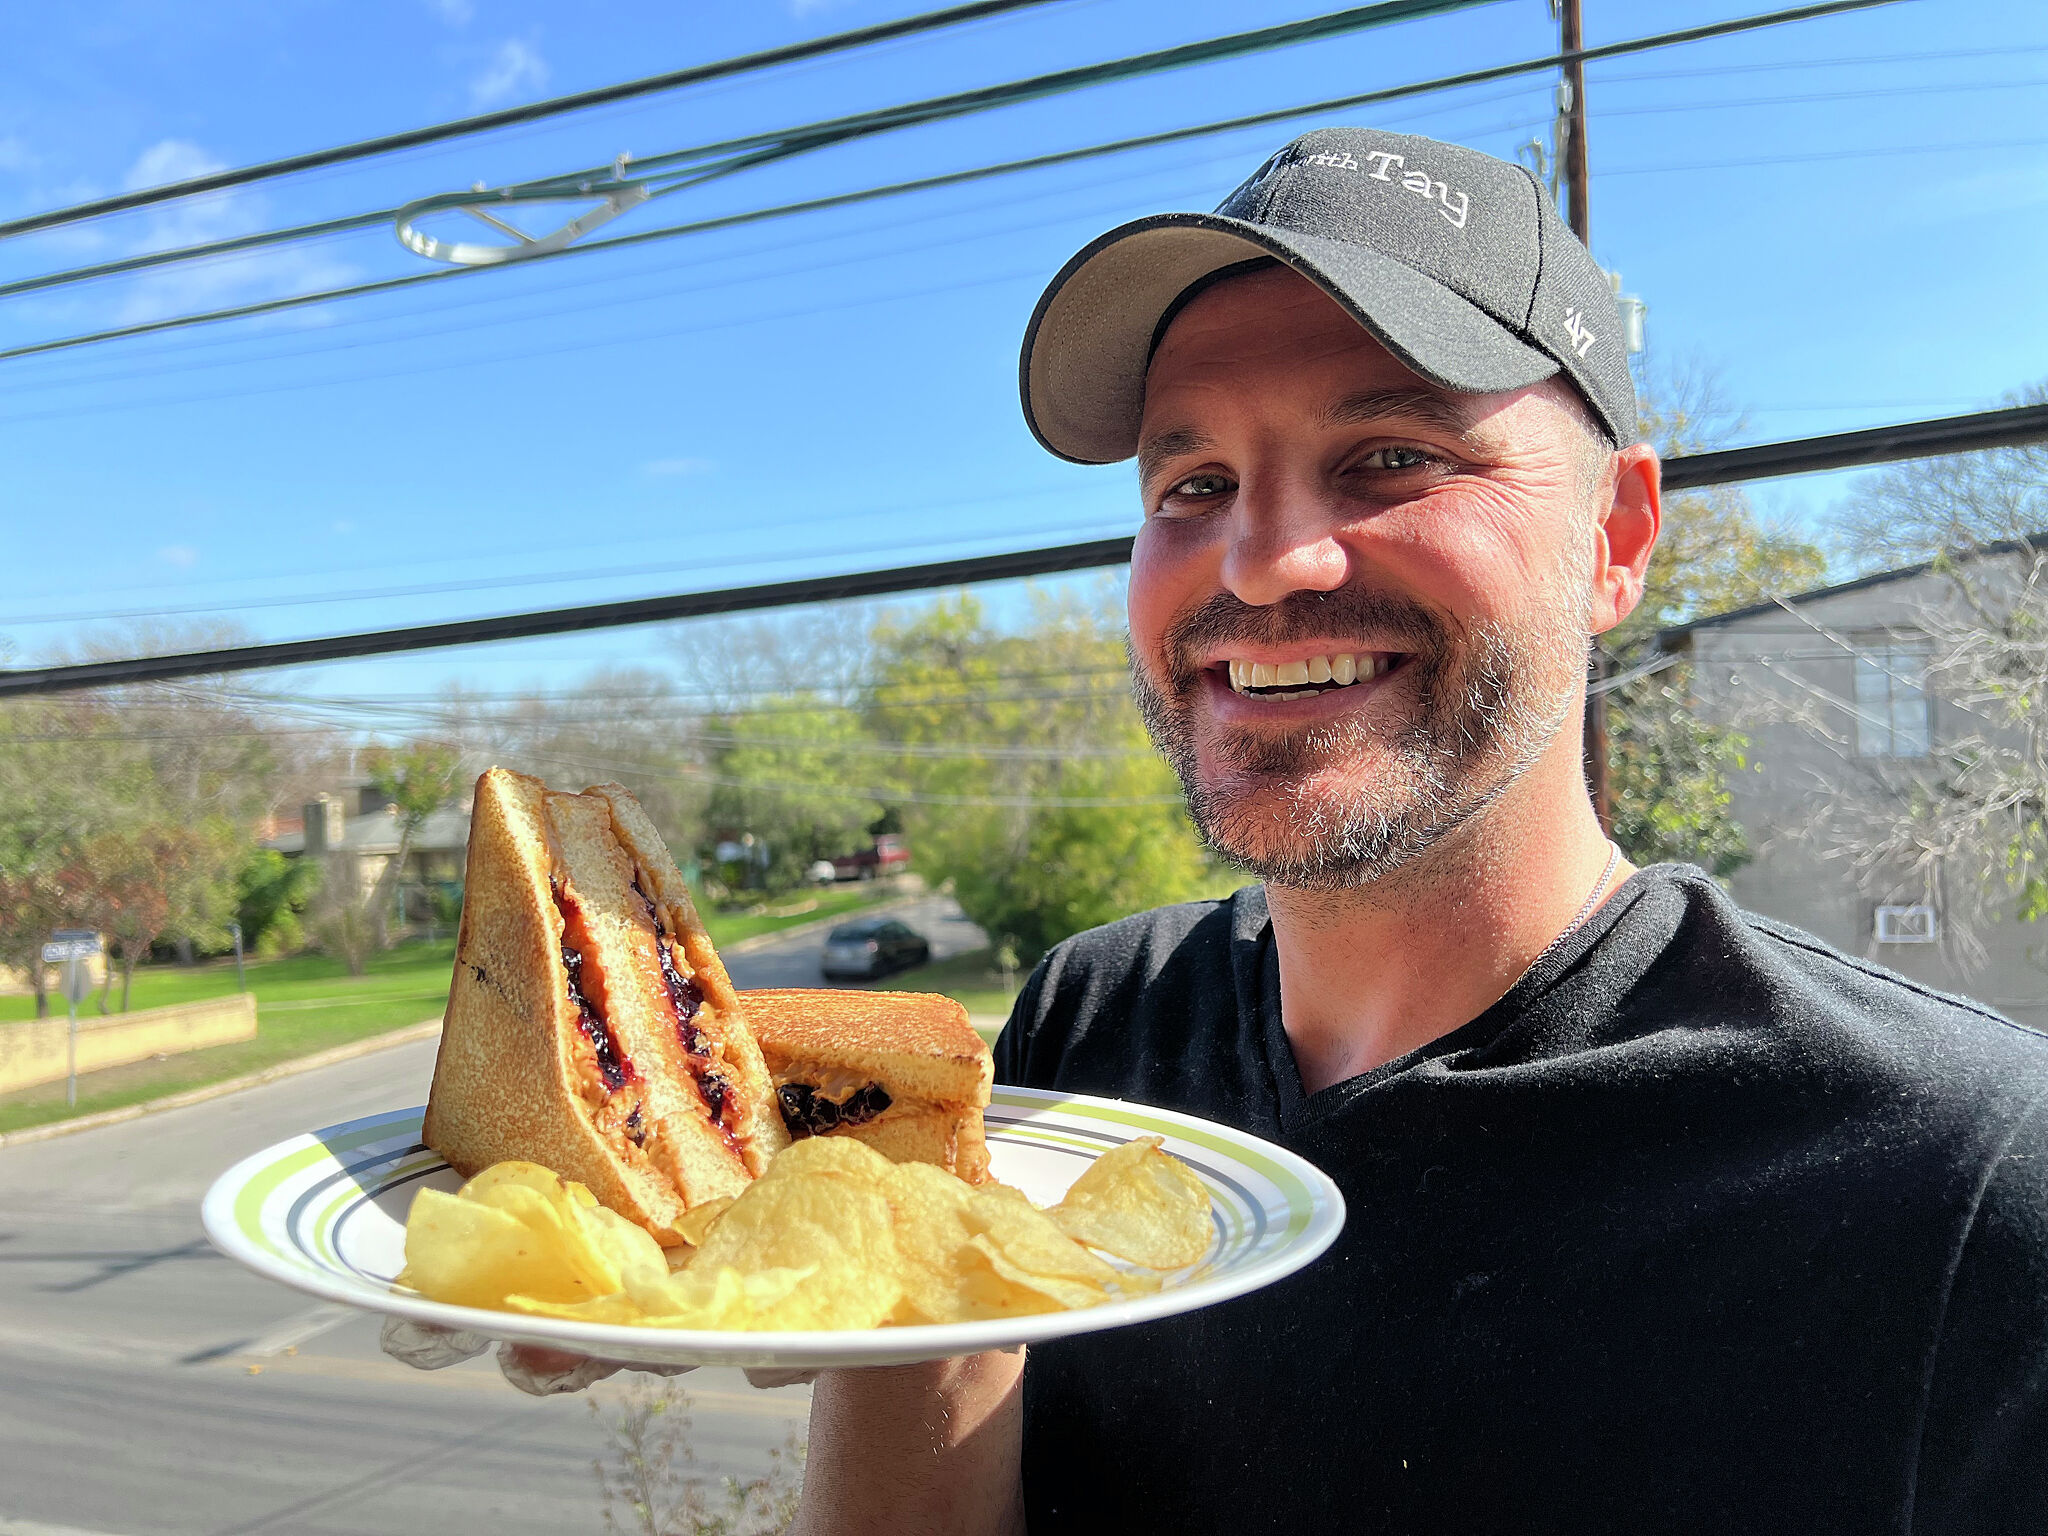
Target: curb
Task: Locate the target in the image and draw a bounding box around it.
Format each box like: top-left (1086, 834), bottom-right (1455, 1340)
top-left (719, 891), bottom-right (925, 955)
top-left (0, 1017), bottom-right (445, 1151)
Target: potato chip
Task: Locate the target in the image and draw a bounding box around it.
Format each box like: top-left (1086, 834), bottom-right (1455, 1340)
top-left (405, 1131), bottom-right (1206, 1334)
top-left (1050, 1135), bottom-right (1214, 1270)
top-left (688, 1173), bottom-right (901, 1329)
top-left (458, 1160), bottom-right (576, 1208)
top-left (672, 1196), bottom-right (734, 1249)
top-left (762, 1134), bottom-right (895, 1184)
top-left (968, 1235), bottom-right (1116, 1311)
top-left (875, 1161), bottom-right (978, 1324)
top-left (581, 1203), bottom-right (670, 1292)
top-left (965, 1185), bottom-right (1122, 1295)
top-left (469, 1182), bottom-right (621, 1297)
top-left (636, 1264), bottom-right (818, 1329)
top-left (403, 1187), bottom-right (604, 1310)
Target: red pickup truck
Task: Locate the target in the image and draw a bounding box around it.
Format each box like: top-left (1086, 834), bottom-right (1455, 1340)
top-left (831, 833), bottom-right (911, 881)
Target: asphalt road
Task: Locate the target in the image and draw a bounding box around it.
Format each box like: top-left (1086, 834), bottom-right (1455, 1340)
top-left (722, 891), bottom-right (988, 991)
top-left (0, 895), bottom-right (984, 1535)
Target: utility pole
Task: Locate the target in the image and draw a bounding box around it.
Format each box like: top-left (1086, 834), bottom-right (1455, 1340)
top-left (1556, 0), bottom-right (1610, 833)
top-left (1560, 0), bottom-right (1590, 244)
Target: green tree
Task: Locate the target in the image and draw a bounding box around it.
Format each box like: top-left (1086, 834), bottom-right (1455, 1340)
top-left (235, 846), bottom-right (323, 956)
top-left (867, 588), bottom-right (1220, 964)
top-left (1601, 369), bottom-right (1827, 874)
top-left (703, 700), bottom-right (880, 894)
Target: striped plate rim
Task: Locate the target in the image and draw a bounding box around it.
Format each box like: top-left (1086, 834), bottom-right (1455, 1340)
top-left (201, 1087), bottom-right (1346, 1369)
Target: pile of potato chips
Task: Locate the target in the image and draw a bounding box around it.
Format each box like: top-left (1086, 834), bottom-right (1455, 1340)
top-left (399, 1134), bottom-right (1214, 1330)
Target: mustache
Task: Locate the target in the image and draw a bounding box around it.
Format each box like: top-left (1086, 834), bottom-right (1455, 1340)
top-left (1157, 587), bottom-right (1453, 687)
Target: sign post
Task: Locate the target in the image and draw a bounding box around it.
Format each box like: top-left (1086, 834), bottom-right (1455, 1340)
top-left (42, 931), bottom-right (102, 1108)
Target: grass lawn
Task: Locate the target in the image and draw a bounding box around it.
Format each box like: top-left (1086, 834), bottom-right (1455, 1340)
top-left (700, 884), bottom-right (892, 947)
top-left (0, 885), bottom-right (900, 1135)
top-left (855, 948), bottom-right (1020, 1036)
top-left (0, 940), bottom-right (457, 1135)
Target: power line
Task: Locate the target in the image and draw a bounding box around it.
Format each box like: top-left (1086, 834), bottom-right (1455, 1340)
top-left (0, 0), bottom-right (1902, 368)
top-left (1602, 133), bottom-right (2048, 178)
top-left (0, 0), bottom-right (1068, 241)
top-left (0, 0), bottom-right (1495, 305)
top-left (8, 401), bottom-right (2048, 701)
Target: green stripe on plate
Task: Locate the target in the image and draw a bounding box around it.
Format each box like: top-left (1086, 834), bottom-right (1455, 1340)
top-left (232, 1117), bottom-right (422, 1259)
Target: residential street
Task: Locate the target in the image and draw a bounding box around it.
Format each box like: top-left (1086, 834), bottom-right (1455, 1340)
top-left (0, 895), bottom-right (984, 1535)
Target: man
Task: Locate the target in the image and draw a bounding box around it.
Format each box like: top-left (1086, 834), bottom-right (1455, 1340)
top-left (794, 128), bottom-right (2048, 1533)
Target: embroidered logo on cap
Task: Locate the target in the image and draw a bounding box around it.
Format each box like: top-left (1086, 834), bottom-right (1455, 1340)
top-left (1298, 147), bottom-right (1471, 230)
top-left (1562, 305), bottom-right (1598, 359)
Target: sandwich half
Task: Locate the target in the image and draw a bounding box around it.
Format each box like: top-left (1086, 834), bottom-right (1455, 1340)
top-left (740, 987), bottom-right (994, 1183)
top-left (424, 768), bottom-right (787, 1244)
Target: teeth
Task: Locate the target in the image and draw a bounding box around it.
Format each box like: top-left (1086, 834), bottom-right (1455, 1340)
top-left (1225, 651), bottom-right (1391, 695)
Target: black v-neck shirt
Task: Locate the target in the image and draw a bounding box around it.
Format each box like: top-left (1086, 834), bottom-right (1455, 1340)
top-left (994, 865), bottom-right (2048, 1534)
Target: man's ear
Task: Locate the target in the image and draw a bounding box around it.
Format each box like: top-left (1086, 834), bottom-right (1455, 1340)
top-left (1590, 443), bottom-right (1660, 636)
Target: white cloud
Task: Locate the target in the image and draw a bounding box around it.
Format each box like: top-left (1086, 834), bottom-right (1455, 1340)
top-left (123, 138), bottom-right (226, 192)
top-left (331, 518), bottom-right (358, 534)
top-left (426, 0), bottom-right (474, 23)
top-left (642, 457), bottom-right (716, 477)
top-left (470, 38), bottom-right (548, 107)
top-left (105, 138), bottom-right (363, 325)
top-left (158, 545), bottom-right (198, 568)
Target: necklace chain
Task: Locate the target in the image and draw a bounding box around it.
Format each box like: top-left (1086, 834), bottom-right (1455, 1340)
top-left (1532, 839), bottom-right (1622, 971)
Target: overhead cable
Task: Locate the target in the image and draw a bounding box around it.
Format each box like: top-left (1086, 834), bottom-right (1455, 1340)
top-left (0, 0), bottom-right (1900, 364)
top-left (2, 0), bottom-right (1494, 303)
top-left (6, 400), bottom-right (2046, 701)
top-left (0, 0), bottom-right (1067, 241)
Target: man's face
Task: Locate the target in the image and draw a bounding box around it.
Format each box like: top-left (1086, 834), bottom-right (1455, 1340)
top-left (1128, 265), bottom-right (1606, 889)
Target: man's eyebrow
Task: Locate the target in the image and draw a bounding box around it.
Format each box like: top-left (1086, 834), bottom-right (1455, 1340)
top-left (1136, 426), bottom-right (1214, 483)
top-left (1317, 387), bottom-right (1490, 442)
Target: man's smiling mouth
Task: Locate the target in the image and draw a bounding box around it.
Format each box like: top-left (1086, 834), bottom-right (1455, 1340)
top-left (1221, 651), bottom-right (1402, 701)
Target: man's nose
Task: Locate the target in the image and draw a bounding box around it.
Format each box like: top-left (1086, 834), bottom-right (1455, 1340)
top-left (1217, 480), bottom-right (1349, 607)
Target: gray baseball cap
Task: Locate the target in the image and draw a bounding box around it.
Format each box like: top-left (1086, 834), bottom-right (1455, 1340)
top-left (1019, 126), bottom-right (1637, 464)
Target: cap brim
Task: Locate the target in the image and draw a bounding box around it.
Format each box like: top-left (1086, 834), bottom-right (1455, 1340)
top-left (1020, 213), bottom-right (1564, 465)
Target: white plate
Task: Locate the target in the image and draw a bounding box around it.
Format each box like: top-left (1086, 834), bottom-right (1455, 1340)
top-left (201, 1088), bottom-right (1345, 1369)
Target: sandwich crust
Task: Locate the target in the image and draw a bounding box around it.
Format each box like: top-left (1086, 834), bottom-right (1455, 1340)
top-left (424, 768), bottom-right (697, 1240)
top-left (424, 768), bottom-right (786, 1244)
top-left (742, 987), bottom-right (994, 1182)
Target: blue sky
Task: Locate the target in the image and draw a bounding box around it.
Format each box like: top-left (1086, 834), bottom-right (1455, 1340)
top-left (1, 0), bottom-right (2044, 710)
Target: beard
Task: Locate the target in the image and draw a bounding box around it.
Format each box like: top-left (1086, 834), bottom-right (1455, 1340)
top-left (1131, 580), bottom-right (1589, 892)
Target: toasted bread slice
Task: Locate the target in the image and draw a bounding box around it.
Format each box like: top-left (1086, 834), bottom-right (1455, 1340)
top-left (424, 769), bottom-right (782, 1244)
top-left (741, 988), bottom-right (994, 1183)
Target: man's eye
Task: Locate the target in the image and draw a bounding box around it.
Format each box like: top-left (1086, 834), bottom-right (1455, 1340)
top-left (1355, 445), bottom-right (1439, 472)
top-left (1167, 472), bottom-right (1233, 499)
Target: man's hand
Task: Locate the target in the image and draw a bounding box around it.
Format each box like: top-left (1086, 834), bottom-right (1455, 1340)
top-left (377, 1316), bottom-right (816, 1397)
top-left (793, 1349), bottom-right (1027, 1536)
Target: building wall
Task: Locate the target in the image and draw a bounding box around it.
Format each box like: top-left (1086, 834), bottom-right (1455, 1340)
top-left (1684, 570), bottom-right (2048, 1028)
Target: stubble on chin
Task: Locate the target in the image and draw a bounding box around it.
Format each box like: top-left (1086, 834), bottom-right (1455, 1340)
top-left (1130, 588), bottom-right (1584, 891)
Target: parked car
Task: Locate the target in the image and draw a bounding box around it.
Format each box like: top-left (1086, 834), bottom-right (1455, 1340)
top-left (820, 916), bottom-right (931, 980)
top-left (806, 859), bottom-right (839, 886)
top-left (829, 833), bottom-right (912, 881)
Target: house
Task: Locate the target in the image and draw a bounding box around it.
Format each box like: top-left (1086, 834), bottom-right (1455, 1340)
top-left (1660, 538), bottom-right (2048, 1029)
top-left (263, 782), bottom-right (470, 925)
